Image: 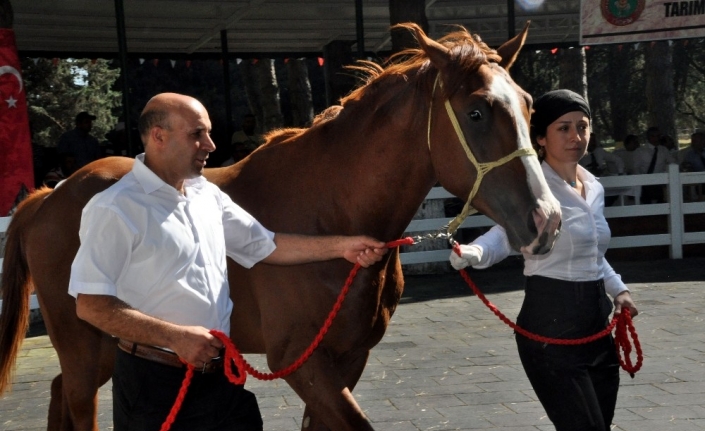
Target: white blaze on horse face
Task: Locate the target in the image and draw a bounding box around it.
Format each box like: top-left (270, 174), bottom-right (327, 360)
top-left (489, 74), bottom-right (562, 255)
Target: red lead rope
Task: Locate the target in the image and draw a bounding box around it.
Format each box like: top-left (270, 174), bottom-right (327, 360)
top-left (161, 237), bottom-right (642, 430)
top-left (451, 242), bottom-right (643, 377)
top-left (160, 237), bottom-right (415, 431)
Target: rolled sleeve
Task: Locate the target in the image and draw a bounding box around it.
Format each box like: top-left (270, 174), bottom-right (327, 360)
top-left (221, 193), bottom-right (276, 268)
top-left (68, 205), bottom-right (136, 298)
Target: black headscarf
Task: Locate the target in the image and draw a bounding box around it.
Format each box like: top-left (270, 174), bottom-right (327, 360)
top-left (531, 89), bottom-right (591, 137)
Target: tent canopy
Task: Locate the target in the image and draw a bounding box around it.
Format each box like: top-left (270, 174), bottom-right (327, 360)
top-left (14, 0), bottom-right (581, 57)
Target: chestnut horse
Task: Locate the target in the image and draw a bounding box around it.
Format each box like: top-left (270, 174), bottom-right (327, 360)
top-left (0, 24), bottom-right (560, 431)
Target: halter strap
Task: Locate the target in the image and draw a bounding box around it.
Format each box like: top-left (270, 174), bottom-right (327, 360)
top-left (427, 73), bottom-right (536, 235)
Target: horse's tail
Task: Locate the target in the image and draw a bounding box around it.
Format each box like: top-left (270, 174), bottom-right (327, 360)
top-left (0, 188), bottom-right (52, 395)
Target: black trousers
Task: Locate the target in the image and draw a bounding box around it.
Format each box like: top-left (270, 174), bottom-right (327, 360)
top-left (113, 348), bottom-right (263, 431)
top-left (515, 276), bottom-right (620, 431)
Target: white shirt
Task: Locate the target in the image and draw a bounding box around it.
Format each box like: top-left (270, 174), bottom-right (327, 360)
top-left (69, 154), bottom-right (276, 337)
top-left (471, 162), bottom-right (628, 298)
top-left (579, 146), bottom-right (625, 176)
top-left (632, 143), bottom-right (676, 174)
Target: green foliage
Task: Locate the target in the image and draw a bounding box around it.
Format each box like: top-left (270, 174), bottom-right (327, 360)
top-left (21, 58), bottom-right (121, 147)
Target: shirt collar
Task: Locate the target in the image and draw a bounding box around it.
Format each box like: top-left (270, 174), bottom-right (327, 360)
top-left (132, 153), bottom-right (208, 196)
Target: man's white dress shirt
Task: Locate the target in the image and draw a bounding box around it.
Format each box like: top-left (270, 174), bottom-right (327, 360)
top-left (69, 154), bottom-right (276, 338)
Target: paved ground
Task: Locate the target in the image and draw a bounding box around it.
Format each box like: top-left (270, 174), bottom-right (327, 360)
top-left (1, 257), bottom-right (705, 431)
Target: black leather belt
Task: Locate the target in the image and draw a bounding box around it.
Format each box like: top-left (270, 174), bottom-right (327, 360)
top-left (117, 339), bottom-right (224, 373)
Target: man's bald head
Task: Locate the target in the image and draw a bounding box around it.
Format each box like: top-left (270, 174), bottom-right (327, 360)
top-left (138, 93), bottom-right (203, 140)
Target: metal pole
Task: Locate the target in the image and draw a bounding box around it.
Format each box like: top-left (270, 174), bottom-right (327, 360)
top-left (507, 0), bottom-right (516, 39)
top-left (355, 0), bottom-right (365, 59)
top-left (114, 0), bottom-right (133, 156)
top-left (220, 29), bottom-right (234, 144)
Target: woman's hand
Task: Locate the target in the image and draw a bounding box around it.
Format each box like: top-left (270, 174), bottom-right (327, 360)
top-left (614, 290), bottom-right (638, 317)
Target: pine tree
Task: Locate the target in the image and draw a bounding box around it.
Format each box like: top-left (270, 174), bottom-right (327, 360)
top-left (21, 58), bottom-right (121, 148)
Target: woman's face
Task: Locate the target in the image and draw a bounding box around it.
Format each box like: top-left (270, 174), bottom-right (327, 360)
top-left (537, 111), bottom-right (591, 165)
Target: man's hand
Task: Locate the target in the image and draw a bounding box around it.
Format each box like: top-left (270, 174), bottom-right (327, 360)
top-left (169, 326), bottom-right (224, 368)
top-left (341, 236), bottom-right (387, 268)
top-left (449, 244), bottom-right (483, 270)
top-left (614, 291), bottom-right (638, 317)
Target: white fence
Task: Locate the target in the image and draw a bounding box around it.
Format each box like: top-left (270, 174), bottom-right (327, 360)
top-left (1, 165), bottom-right (704, 311)
top-left (400, 164), bottom-right (705, 265)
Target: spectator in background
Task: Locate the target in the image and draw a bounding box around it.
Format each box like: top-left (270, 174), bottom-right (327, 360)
top-left (682, 131), bottom-right (705, 172)
top-left (632, 126), bottom-right (676, 203)
top-left (43, 152), bottom-right (77, 188)
top-left (231, 114), bottom-right (265, 156)
top-left (614, 134), bottom-right (641, 175)
top-left (58, 111), bottom-right (102, 169)
top-left (579, 133), bottom-right (625, 176)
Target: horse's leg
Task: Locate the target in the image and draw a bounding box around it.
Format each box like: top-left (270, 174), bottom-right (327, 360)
top-left (38, 288), bottom-right (106, 431)
top-left (48, 374), bottom-right (63, 431)
top-left (282, 350), bottom-right (374, 431)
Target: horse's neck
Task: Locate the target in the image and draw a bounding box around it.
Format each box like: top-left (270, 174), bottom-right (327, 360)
top-left (310, 87), bottom-right (437, 239)
top-left (220, 81), bottom-right (438, 241)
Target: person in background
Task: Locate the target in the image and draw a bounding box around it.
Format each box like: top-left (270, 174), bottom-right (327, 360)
top-left (69, 93), bottom-right (387, 431)
top-left (57, 111), bottom-right (102, 169)
top-left (43, 152), bottom-right (77, 188)
top-left (682, 131), bottom-right (705, 172)
top-left (450, 89), bottom-right (638, 431)
top-left (614, 134), bottom-right (641, 175)
top-left (230, 114), bottom-right (264, 156)
top-left (632, 127), bottom-right (676, 203)
top-left (579, 133), bottom-right (625, 176)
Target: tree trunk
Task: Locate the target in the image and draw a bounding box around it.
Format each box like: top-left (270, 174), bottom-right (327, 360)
top-left (389, 0), bottom-right (428, 53)
top-left (608, 45), bottom-right (631, 142)
top-left (645, 41), bottom-right (677, 139)
top-left (323, 40), bottom-right (356, 107)
top-left (287, 59), bottom-right (314, 127)
top-left (559, 47), bottom-right (588, 104)
top-left (238, 60), bottom-right (264, 133)
top-left (255, 58), bottom-right (283, 132)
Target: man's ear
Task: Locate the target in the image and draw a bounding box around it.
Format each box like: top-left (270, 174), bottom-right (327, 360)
top-left (149, 126), bottom-right (167, 149)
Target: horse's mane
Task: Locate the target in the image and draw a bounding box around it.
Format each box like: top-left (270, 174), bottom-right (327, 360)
top-left (343, 24), bottom-right (502, 104)
top-left (260, 25), bottom-right (501, 146)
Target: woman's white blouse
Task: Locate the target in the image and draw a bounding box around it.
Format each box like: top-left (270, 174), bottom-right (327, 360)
top-left (472, 162), bottom-right (629, 298)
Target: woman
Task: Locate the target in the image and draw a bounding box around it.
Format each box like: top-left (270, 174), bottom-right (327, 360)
top-left (450, 89), bottom-right (638, 431)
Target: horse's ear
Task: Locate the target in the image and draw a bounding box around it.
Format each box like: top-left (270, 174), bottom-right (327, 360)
top-left (497, 21), bottom-right (530, 71)
top-left (394, 22), bottom-right (451, 70)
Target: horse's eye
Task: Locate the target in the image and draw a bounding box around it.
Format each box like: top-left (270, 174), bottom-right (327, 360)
top-left (469, 110), bottom-right (483, 121)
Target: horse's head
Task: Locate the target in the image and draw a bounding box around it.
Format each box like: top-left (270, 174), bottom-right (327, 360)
top-left (404, 22), bottom-right (561, 255)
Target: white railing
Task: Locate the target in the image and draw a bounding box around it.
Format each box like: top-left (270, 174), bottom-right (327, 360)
top-left (0, 216), bottom-right (40, 311)
top-left (1, 165), bottom-right (703, 303)
top-left (400, 164), bottom-right (705, 265)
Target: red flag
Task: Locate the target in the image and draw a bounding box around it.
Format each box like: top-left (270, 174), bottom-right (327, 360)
top-left (0, 29), bottom-right (33, 216)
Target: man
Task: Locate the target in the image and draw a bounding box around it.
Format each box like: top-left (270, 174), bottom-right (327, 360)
top-left (57, 111), bottom-right (102, 168)
top-left (682, 131), bottom-right (705, 172)
top-left (632, 126), bottom-right (676, 203)
top-left (579, 133), bottom-right (624, 176)
top-left (69, 93), bottom-right (387, 431)
top-left (42, 152), bottom-right (77, 188)
top-left (614, 134), bottom-right (640, 175)
top-left (230, 114), bottom-right (264, 154)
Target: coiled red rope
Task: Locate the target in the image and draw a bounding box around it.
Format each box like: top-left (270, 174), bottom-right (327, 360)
top-left (160, 237), bottom-right (414, 431)
top-left (452, 243), bottom-right (643, 377)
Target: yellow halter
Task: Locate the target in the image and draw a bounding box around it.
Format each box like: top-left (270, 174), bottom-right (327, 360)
top-left (427, 73), bottom-right (536, 235)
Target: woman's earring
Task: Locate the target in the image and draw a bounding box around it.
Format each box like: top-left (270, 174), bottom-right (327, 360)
top-left (538, 147), bottom-right (545, 158)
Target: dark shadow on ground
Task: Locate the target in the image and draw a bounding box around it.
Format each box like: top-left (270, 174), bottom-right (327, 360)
top-left (401, 256), bottom-right (705, 305)
top-left (25, 257), bottom-right (705, 336)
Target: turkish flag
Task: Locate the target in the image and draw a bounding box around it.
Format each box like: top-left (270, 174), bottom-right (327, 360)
top-left (0, 28), bottom-right (33, 216)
